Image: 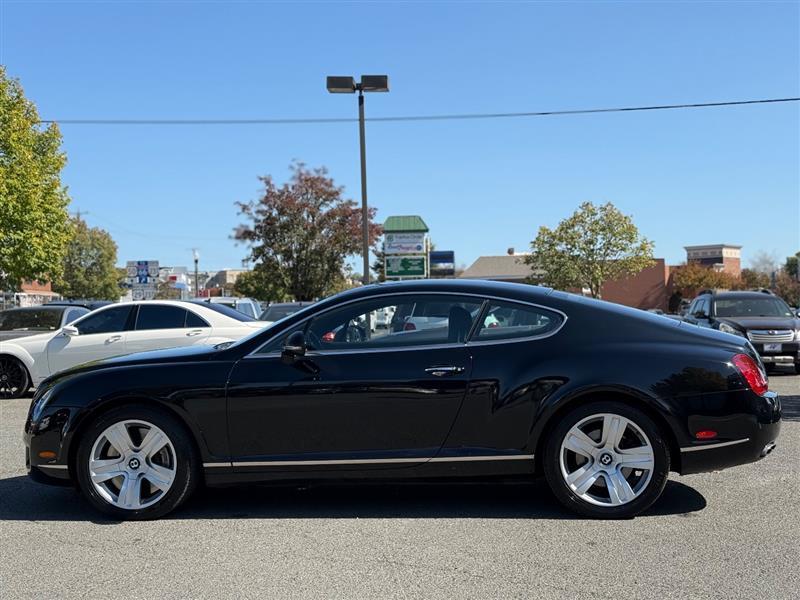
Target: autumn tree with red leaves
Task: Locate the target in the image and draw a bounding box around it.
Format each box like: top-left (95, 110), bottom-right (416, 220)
top-left (233, 163), bottom-right (382, 301)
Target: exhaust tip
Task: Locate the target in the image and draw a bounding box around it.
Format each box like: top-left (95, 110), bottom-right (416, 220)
top-left (760, 442), bottom-right (776, 458)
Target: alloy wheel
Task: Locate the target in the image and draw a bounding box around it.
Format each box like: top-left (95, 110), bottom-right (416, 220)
top-left (0, 358), bottom-right (28, 398)
top-left (88, 419), bottom-right (177, 510)
top-left (558, 413), bottom-right (655, 507)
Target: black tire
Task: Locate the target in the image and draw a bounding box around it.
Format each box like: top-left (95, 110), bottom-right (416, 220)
top-left (0, 356), bottom-right (30, 399)
top-left (75, 404), bottom-right (200, 520)
top-left (543, 401), bottom-right (670, 519)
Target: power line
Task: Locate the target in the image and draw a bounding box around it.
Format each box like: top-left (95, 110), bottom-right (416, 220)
top-left (37, 97), bottom-right (800, 126)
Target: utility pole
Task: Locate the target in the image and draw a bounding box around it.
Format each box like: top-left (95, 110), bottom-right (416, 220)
top-left (70, 209), bottom-right (89, 221)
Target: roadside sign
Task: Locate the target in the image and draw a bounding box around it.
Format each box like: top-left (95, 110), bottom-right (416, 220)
top-left (429, 250), bottom-right (455, 277)
top-left (384, 232), bottom-right (426, 255)
top-left (386, 255), bottom-right (426, 278)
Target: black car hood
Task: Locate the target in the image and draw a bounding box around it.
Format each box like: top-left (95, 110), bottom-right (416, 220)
top-left (41, 344), bottom-right (223, 387)
top-left (717, 316), bottom-right (800, 330)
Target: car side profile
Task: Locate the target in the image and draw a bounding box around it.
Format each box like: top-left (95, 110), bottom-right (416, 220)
top-left (24, 280), bottom-right (780, 520)
top-left (1, 300), bottom-right (267, 398)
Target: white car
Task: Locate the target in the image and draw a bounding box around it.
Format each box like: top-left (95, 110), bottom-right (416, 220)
top-left (0, 300), bottom-right (269, 398)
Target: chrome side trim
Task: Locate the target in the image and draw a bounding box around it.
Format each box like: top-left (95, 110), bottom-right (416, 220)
top-left (246, 290), bottom-right (568, 357)
top-left (203, 462), bottom-right (233, 468)
top-left (680, 438), bottom-right (750, 453)
top-left (37, 464), bottom-right (68, 470)
top-left (220, 454), bottom-right (535, 468)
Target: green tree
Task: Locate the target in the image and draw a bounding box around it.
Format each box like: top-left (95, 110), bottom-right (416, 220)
top-left (739, 268), bottom-right (770, 289)
top-left (672, 262), bottom-right (738, 297)
top-left (784, 252), bottom-right (799, 279)
top-left (52, 217), bottom-right (121, 300)
top-left (524, 202), bottom-right (654, 298)
top-left (0, 67), bottom-right (72, 289)
top-left (233, 162), bottom-right (382, 301)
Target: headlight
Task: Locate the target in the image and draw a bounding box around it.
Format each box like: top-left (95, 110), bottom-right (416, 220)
top-left (718, 322), bottom-right (745, 337)
top-left (30, 388), bottom-right (53, 423)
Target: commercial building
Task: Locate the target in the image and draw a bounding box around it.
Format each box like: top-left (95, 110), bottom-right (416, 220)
top-left (684, 244), bottom-right (742, 277)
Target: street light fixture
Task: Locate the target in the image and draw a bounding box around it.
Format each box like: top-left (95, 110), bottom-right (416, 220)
top-left (326, 74), bottom-right (389, 285)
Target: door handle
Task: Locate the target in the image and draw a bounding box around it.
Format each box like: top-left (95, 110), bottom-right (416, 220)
top-left (105, 335), bottom-right (122, 343)
top-left (425, 365), bottom-right (465, 377)
top-left (186, 329), bottom-right (204, 337)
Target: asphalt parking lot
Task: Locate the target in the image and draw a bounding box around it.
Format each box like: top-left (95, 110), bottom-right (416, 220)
top-left (1, 373), bottom-right (798, 600)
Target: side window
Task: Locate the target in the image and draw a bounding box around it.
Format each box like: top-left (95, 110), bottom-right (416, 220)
top-left (686, 299), bottom-right (698, 315)
top-left (75, 306), bottom-right (133, 335)
top-left (695, 298), bottom-right (709, 317)
top-left (63, 308), bottom-right (88, 325)
top-left (307, 295), bottom-right (483, 351)
top-left (185, 310), bottom-right (210, 328)
top-left (238, 303), bottom-right (257, 318)
top-left (257, 323), bottom-right (305, 354)
top-left (473, 301), bottom-right (563, 342)
top-left (135, 305), bottom-right (188, 330)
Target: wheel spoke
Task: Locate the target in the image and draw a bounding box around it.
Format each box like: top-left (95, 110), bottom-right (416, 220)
top-left (566, 463), bottom-right (601, 495)
top-left (605, 471), bottom-right (635, 505)
top-left (601, 415), bottom-right (626, 450)
top-left (144, 463), bottom-right (175, 492)
top-left (89, 458), bottom-right (125, 483)
top-left (617, 447), bottom-right (654, 471)
top-left (104, 423), bottom-right (134, 456)
top-left (117, 475), bottom-right (142, 509)
top-left (139, 428), bottom-right (167, 459)
top-left (563, 428), bottom-right (598, 458)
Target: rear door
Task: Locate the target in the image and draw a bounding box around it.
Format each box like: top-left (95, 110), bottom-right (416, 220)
top-left (226, 293), bottom-right (483, 469)
top-left (125, 304), bottom-right (211, 354)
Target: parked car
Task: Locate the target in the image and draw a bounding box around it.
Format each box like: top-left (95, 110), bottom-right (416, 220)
top-left (0, 305), bottom-right (90, 342)
top-left (196, 297), bottom-right (261, 319)
top-left (24, 279), bottom-right (780, 520)
top-left (0, 300), bottom-right (268, 398)
top-left (46, 299), bottom-right (113, 311)
top-left (259, 301), bottom-right (314, 324)
top-left (683, 289), bottom-right (800, 373)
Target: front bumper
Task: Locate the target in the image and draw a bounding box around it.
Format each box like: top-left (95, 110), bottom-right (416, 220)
top-left (751, 341), bottom-right (799, 365)
top-left (24, 404), bottom-right (75, 485)
top-left (679, 391), bottom-right (781, 475)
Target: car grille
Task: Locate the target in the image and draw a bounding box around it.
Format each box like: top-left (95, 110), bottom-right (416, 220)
top-left (747, 330), bottom-right (795, 343)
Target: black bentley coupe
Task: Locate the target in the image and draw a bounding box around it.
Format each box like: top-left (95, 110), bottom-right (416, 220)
top-left (24, 280), bottom-right (781, 520)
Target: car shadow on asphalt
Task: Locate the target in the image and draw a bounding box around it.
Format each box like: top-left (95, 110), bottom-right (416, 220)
top-left (0, 476), bottom-right (706, 522)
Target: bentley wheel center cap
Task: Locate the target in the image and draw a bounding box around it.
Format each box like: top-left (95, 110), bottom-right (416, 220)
top-left (599, 452), bottom-right (614, 467)
top-left (128, 457), bottom-right (141, 470)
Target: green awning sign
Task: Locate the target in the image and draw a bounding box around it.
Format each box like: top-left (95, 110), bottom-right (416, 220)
top-left (386, 255), bottom-right (426, 278)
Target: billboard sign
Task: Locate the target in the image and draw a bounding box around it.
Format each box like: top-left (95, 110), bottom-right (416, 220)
top-left (386, 255), bottom-right (426, 278)
top-left (429, 250), bottom-right (455, 277)
top-left (126, 260), bottom-right (159, 300)
top-left (384, 232), bottom-right (426, 255)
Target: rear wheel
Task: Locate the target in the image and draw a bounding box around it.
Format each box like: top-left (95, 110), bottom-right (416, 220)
top-left (75, 405), bottom-right (200, 520)
top-left (0, 357), bottom-right (30, 399)
top-left (543, 401), bottom-right (670, 519)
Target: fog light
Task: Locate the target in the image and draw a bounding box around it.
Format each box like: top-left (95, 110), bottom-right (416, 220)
top-left (695, 430), bottom-right (718, 440)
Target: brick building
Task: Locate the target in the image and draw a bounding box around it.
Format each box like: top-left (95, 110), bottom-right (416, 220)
top-left (684, 244), bottom-right (742, 277)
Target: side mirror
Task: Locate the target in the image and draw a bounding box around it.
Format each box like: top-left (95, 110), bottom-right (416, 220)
top-left (62, 325), bottom-right (79, 337)
top-left (281, 331), bottom-right (306, 365)
top-left (693, 312), bottom-right (707, 320)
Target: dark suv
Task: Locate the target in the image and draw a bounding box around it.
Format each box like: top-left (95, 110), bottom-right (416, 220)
top-left (684, 290), bottom-right (800, 372)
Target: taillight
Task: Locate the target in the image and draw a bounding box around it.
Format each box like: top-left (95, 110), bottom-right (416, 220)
top-left (731, 353), bottom-right (768, 396)
top-left (403, 322), bottom-right (416, 331)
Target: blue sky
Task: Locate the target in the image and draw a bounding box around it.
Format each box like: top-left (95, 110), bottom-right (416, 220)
top-left (2, 0), bottom-right (798, 272)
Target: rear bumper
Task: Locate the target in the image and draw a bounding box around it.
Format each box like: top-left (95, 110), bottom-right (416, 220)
top-left (751, 341), bottom-right (799, 365)
top-left (679, 391), bottom-right (781, 475)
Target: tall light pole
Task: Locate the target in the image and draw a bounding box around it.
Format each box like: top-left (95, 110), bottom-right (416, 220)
top-left (192, 248), bottom-right (200, 297)
top-left (327, 75), bottom-right (389, 285)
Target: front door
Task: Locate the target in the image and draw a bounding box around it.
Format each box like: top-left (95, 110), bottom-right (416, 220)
top-left (226, 293), bottom-right (483, 470)
top-left (47, 304), bottom-right (134, 375)
top-left (125, 304), bottom-right (211, 354)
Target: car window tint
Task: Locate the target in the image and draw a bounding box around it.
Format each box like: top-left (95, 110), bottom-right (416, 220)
top-left (474, 301), bottom-right (563, 341)
top-left (715, 297), bottom-right (793, 318)
top-left (186, 301), bottom-right (256, 322)
top-left (239, 303), bottom-right (256, 318)
top-left (0, 308), bottom-right (63, 331)
top-left (696, 299), bottom-right (709, 316)
top-left (185, 310), bottom-right (209, 328)
top-left (256, 323), bottom-right (306, 354)
top-left (64, 308), bottom-right (88, 324)
top-left (75, 306), bottom-right (133, 335)
top-left (307, 295), bottom-right (482, 351)
top-left (136, 305), bottom-right (188, 330)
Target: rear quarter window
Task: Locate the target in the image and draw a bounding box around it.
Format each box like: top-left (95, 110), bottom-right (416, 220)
top-left (473, 301), bottom-right (564, 342)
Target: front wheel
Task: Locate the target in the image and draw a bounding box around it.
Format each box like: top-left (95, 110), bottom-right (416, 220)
top-left (75, 405), bottom-right (200, 520)
top-left (543, 401), bottom-right (670, 519)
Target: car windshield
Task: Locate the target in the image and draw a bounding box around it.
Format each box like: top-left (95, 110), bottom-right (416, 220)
top-left (715, 297), bottom-right (794, 318)
top-left (0, 308), bottom-right (62, 331)
top-left (186, 301), bottom-right (256, 321)
top-left (261, 305), bottom-right (303, 321)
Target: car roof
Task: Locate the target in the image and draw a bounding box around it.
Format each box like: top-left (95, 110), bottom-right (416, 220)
top-left (1, 305), bottom-right (66, 313)
top-left (710, 291), bottom-right (782, 300)
top-left (322, 279), bottom-right (554, 304)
